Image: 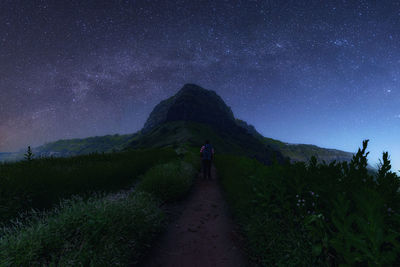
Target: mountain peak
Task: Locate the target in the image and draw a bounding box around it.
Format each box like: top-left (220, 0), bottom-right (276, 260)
top-left (142, 84), bottom-right (236, 133)
top-left (180, 83), bottom-right (204, 91)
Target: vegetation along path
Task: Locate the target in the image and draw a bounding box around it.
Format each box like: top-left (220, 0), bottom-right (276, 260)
top-left (139, 165), bottom-right (248, 267)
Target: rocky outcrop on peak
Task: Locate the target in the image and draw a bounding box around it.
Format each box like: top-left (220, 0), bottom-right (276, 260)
top-left (142, 84), bottom-right (237, 133)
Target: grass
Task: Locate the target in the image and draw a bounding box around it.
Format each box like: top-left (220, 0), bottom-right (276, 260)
top-left (129, 121), bottom-right (284, 164)
top-left (137, 160), bottom-right (196, 203)
top-left (36, 133), bottom-right (138, 156)
top-left (0, 192), bottom-right (164, 266)
top-left (0, 146), bottom-right (200, 265)
top-left (0, 148), bottom-right (177, 224)
top-left (136, 146), bottom-right (200, 203)
top-left (215, 155), bottom-right (315, 266)
top-left (215, 140), bottom-right (400, 266)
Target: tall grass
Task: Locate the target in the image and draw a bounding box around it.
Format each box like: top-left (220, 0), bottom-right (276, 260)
top-left (137, 161), bottom-right (196, 203)
top-left (0, 148), bottom-right (177, 224)
top-left (216, 140), bottom-right (400, 266)
top-left (0, 192), bottom-right (164, 266)
top-left (0, 147), bottom-right (200, 265)
top-left (137, 147), bottom-right (200, 203)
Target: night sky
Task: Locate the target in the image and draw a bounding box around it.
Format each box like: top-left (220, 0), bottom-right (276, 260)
top-left (1, 0), bottom-right (399, 171)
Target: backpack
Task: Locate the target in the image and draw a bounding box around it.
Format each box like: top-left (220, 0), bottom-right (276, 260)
top-left (202, 144), bottom-right (212, 160)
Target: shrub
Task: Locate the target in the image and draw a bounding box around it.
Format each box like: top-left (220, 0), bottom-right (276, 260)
top-left (0, 192), bottom-right (164, 266)
top-left (136, 160), bottom-right (197, 203)
top-left (0, 148), bottom-right (177, 224)
top-left (215, 141), bottom-right (400, 266)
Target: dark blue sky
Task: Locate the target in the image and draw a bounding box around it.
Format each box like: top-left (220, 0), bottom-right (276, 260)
top-left (0, 0), bottom-right (399, 171)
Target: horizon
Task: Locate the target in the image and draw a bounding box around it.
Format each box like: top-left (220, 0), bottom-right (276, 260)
top-left (1, 1), bottom-right (399, 172)
top-left (1, 89), bottom-right (397, 173)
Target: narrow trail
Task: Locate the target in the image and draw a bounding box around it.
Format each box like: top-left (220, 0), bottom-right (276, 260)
top-left (139, 166), bottom-right (248, 267)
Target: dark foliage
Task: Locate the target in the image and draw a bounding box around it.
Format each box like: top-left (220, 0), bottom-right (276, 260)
top-left (216, 140), bottom-right (400, 266)
top-left (0, 148), bottom-right (177, 224)
top-left (23, 146), bottom-right (33, 161)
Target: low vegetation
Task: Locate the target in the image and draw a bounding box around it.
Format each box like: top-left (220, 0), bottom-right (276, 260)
top-left (36, 133), bottom-right (138, 156)
top-left (0, 148), bottom-right (177, 224)
top-left (0, 192), bottom-right (164, 266)
top-left (137, 147), bottom-right (200, 203)
top-left (0, 147), bottom-right (199, 265)
top-left (215, 140), bottom-right (400, 266)
top-left (137, 160), bottom-right (196, 203)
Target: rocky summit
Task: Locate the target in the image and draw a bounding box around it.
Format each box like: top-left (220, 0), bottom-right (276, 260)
top-left (142, 84), bottom-right (238, 133)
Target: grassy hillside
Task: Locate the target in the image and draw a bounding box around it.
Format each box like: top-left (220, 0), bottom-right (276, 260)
top-left (26, 120), bottom-right (355, 165)
top-left (128, 121), bottom-right (284, 164)
top-left (0, 148), bottom-right (176, 224)
top-left (7, 83), bottom-right (356, 164)
top-left (262, 137), bottom-right (355, 163)
top-left (237, 118), bottom-right (354, 164)
top-left (34, 133), bottom-right (138, 157)
top-left (11, 120), bottom-right (356, 166)
top-left (0, 148), bottom-right (200, 265)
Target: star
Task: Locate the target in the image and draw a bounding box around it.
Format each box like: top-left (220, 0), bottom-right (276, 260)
top-left (0, 0), bottom-right (398, 170)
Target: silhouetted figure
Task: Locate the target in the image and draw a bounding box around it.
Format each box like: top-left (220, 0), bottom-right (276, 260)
top-left (200, 140), bottom-right (214, 179)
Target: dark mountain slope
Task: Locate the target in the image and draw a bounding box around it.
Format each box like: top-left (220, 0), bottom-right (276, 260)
top-left (129, 84), bottom-right (285, 164)
top-left (129, 121), bottom-right (284, 165)
top-left (34, 133), bottom-right (138, 157)
top-left (12, 83), bottom-right (355, 164)
top-left (262, 137), bottom-right (354, 163)
top-left (143, 84), bottom-right (237, 133)
top-left (237, 117), bottom-right (354, 163)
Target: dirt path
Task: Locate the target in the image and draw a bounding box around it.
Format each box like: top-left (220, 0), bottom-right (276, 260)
top-left (139, 165), bottom-right (248, 267)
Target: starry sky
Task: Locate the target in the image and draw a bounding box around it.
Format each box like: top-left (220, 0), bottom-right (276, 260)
top-left (1, 0), bottom-right (399, 171)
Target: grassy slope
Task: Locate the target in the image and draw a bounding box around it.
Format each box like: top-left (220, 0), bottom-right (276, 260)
top-left (130, 121), bottom-right (240, 152)
top-left (128, 121), bottom-right (283, 164)
top-left (0, 149), bottom-right (200, 266)
top-left (262, 137), bottom-right (354, 163)
top-left (35, 133), bottom-right (138, 157)
top-left (25, 121), bottom-right (355, 165)
top-left (0, 193), bottom-right (165, 266)
top-left (0, 117), bottom-right (354, 168)
top-left (0, 148), bottom-right (177, 224)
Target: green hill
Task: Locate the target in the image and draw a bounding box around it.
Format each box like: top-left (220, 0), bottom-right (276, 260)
top-left (18, 84), bottom-right (354, 164)
top-left (128, 121), bottom-right (283, 164)
top-left (262, 137), bottom-right (354, 163)
top-left (34, 133), bottom-right (138, 157)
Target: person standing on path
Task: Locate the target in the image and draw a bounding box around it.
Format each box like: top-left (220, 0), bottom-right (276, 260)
top-left (200, 140), bottom-right (214, 179)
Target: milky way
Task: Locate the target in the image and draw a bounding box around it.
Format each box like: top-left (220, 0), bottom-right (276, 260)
top-left (1, 0), bottom-right (399, 170)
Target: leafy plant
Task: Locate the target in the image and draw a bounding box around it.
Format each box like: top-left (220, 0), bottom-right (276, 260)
top-left (216, 140), bottom-right (400, 266)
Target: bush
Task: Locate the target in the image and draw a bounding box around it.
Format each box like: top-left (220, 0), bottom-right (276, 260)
top-left (215, 140), bottom-right (400, 266)
top-left (0, 192), bottom-right (164, 266)
top-left (137, 160), bottom-right (197, 203)
top-left (0, 148), bottom-right (177, 224)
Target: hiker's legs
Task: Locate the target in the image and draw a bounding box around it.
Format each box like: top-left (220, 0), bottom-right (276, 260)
top-left (207, 160), bottom-right (212, 179)
top-left (202, 160), bottom-right (211, 179)
top-left (202, 160), bottom-right (207, 179)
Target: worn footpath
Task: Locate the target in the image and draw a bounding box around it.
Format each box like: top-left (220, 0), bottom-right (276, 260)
top-left (139, 166), bottom-right (248, 267)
